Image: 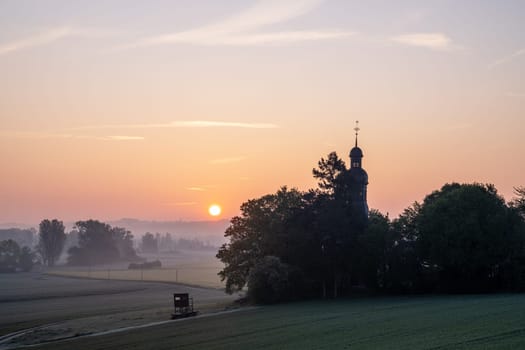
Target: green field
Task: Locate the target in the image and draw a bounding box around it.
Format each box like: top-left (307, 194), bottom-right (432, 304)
top-left (32, 294), bottom-right (525, 350)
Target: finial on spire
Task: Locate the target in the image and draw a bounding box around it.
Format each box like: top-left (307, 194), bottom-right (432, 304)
top-left (354, 120), bottom-right (360, 147)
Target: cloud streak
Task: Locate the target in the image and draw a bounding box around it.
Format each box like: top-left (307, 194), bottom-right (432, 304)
top-left (0, 131), bottom-right (144, 141)
top-left (489, 48), bottom-right (525, 69)
top-left (391, 33), bottom-right (452, 51)
top-left (71, 120), bottom-right (279, 130)
top-left (187, 187), bottom-right (206, 192)
top-left (0, 27), bottom-right (72, 56)
top-left (171, 121), bottom-right (278, 128)
top-left (121, 0), bottom-right (353, 48)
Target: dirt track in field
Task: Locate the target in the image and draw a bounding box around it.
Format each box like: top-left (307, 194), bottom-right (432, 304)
top-left (0, 272), bottom-right (237, 349)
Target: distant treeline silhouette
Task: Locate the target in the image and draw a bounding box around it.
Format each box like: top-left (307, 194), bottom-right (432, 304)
top-left (217, 152), bottom-right (525, 304)
top-left (140, 232), bottom-right (217, 254)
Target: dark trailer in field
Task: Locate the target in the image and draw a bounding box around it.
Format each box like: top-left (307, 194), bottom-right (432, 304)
top-left (171, 293), bottom-right (198, 319)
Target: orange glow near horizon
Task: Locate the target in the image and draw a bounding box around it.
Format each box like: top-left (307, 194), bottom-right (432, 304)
top-left (0, 2), bottom-right (523, 225)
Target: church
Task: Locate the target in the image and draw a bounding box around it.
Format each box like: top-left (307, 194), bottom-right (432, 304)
top-left (347, 122), bottom-right (369, 222)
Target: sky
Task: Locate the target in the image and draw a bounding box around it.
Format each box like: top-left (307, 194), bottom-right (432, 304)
top-left (0, 0), bottom-right (524, 225)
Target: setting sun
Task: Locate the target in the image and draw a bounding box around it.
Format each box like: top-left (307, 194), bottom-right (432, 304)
top-left (208, 204), bottom-right (222, 217)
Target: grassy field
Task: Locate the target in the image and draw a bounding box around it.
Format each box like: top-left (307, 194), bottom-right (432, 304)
top-left (30, 293), bottom-right (525, 350)
top-left (0, 272), bottom-right (236, 349)
top-left (46, 250), bottom-right (225, 289)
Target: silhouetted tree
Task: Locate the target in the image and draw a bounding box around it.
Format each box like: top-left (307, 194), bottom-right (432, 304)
top-left (247, 256), bottom-right (300, 304)
top-left (217, 187), bottom-right (304, 293)
top-left (38, 219), bottom-right (66, 267)
top-left (385, 204), bottom-right (422, 293)
top-left (67, 220), bottom-right (137, 265)
top-left (355, 210), bottom-right (389, 289)
top-left (0, 240), bottom-right (21, 272)
top-left (111, 226), bottom-right (137, 260)
top-left (312, 151), bottom-right (346, 196)
top-left (141, 232), bottom-right (158, 254)
top-left (511, 186), bottom-right (525, 218)
top-left (0, 240), bottom-right (34, 272)
top-left (19, 246), bottom-right (35, 272)
top-left (416, 183), bottom-right (525, 292)
top-left (159, 233), bottom-right (174, 252)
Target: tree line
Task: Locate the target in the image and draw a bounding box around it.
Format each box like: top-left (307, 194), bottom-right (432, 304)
top-left (0, 219), bottom-right (140, 271)
top-left (140, 232), bottom-right (218, 254)
top-left (217, 152), bottom-right (525, 303)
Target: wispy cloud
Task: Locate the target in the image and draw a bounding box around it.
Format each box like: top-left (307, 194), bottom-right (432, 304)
top-left (171, 121), bottom-right (278, 128)
top-left (187, 187), bottom-right (206, 192)
top-left (0, 130), bottom-right (143, 141)
top-left (391, 33), bottom-right (453, 51)
top-left (0, 27), bottom-right (72, 56)
top-left (0, 27), bottom-right (109, 56)
top-left (489, 48), bottom-right (525, 69)
top-left (205, 30), bottom-right (353, 46)
top-left (120, 0), bottom-right (354, 48)
top-left (210, 156), bottom-right (247, 165)
top-left (71, 120), bottom-right (279, 130)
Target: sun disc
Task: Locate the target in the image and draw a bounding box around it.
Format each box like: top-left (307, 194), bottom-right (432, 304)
top-left (208, 204), bottom-right (222, 217)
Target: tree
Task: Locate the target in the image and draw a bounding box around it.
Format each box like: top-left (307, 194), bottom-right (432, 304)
top-left (141, 233), bottom-right (158, 253)
top-left (312, 151), bottom-right (346, 196)
top-left (355, 210), bottom-right (390, 289)
top-left (385, 203), bottom-right (423, 293)
top-left (19, 246), bottom-right (35, 272)
top-left (0, 239), bottom-right (21, 272)
top-left (217, 187), bottom-right (305, 293)
top-left (416, 183), bottom-right (525, 292)
top-left (67, 220), bottom-right (137, 265)
top-left (112, 226), bottom-right (137, 260)
top-left (38, 219), bottom-right (66, 267)
top-left (247, 256), bottom-right (299, 304)
top-left (511, 186), bottom-right (525, 218)
top-left (0, 240), bottom-right (34, 272)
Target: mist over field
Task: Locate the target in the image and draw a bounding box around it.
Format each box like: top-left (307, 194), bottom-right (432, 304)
top-left (108, 218), bottom-right (230, 246)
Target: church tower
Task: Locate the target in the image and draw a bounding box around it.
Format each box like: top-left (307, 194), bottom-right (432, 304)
top-left (347, 121), bottom-right (369, 221)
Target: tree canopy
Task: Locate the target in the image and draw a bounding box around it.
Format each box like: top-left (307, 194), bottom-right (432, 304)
top-left (38, 219), bottom-right (66, 267)
top-left (217, 151), bottom-right (525, 303)
top-left (67, 220), bottom-right (137, 265)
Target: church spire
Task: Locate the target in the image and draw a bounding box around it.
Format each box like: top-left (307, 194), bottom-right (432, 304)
top-left (347, 119), bottom-right (369, 222)
top-left (354, 120), bottom-right (360, 147)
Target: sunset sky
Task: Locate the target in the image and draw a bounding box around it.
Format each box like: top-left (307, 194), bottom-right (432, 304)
top-left (1, 0), bottom-right (524, 225)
